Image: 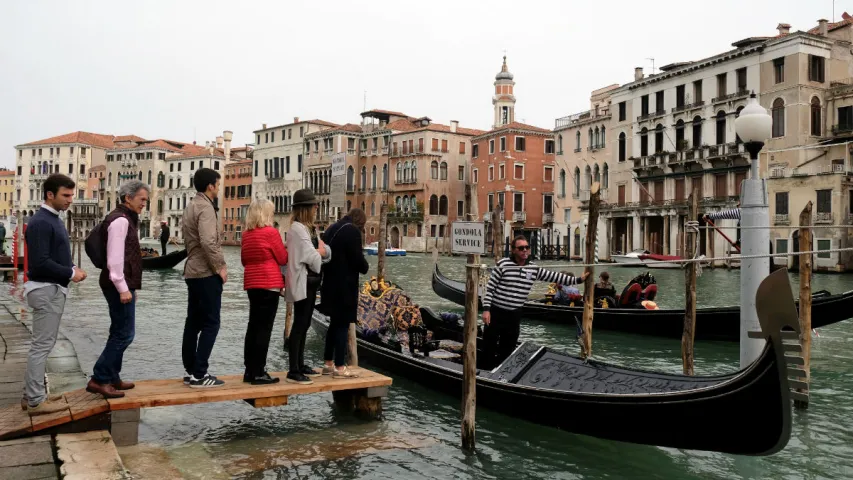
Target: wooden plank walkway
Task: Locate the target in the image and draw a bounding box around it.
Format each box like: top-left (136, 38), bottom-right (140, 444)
top-left (0, 367), bottom-right (392, 441)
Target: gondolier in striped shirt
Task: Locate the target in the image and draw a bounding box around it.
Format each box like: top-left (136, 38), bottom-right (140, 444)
top-left (482, 235), bottom-right (588, 369)
top-left (704, 206), bottom-right (778, 274)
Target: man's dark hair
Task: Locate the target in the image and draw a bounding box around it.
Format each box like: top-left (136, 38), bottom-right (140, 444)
top-left (348, 208), bottom-right (367, 228)
top-left (600, 271), bottom-right (610, 282)
top-left (511, 235), bottom-right (529, 249)
top-left (193, 168), bottom-right (220, 193)
top-left (43, 174), bottom-right (75, 200)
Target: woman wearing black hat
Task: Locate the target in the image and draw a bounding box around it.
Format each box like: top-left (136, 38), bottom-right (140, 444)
top-left (284, 189), bottom-right (330, 385)
top-left (320, 208), bottom-right (369, 377)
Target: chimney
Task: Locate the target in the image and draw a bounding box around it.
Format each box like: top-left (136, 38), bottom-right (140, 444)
top-left (450, 120), bottom-right (458, 133)
top-left (209, 143), bottom-right (214, 155)
top-left (818, 19), bottom-right (829, 36)
top-left (262, 123), bottom-right (267, 129)
top-left (215, 136), bottom-right (223, 149)
top-left (634, 67), bottom-right (644, 81)
top-left (293, 117), bottom-right (300, 123)
top-left (223, 130), bottom-right (233, 163)
top-left (777, 23), bottom-right (791, 36)
top-left (204, 141), bottom-right (210, 147)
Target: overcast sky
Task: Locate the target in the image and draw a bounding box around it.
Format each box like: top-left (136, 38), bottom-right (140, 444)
top-left (0, 0), bottom-right (839, 168)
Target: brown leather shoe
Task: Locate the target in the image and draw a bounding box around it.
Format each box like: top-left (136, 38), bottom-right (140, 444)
top-left (86, 379), bottom-right (125, 399)
top-left (113, 380), bottom-right (135, 390)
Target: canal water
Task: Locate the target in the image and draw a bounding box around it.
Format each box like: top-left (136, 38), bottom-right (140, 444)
top-left (18, 248), bottom-right (853, 479)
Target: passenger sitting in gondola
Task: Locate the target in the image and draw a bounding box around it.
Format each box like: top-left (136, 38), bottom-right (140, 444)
top-left (553, 272), bottom-right (582, 305)
top-left (618, 272), bottom-right (657, 308)
top-left (593, 272), bottom-right (617, 307)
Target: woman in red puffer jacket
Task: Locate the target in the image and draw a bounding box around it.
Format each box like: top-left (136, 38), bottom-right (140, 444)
top-left (240, 199), bottom-right (288, 385)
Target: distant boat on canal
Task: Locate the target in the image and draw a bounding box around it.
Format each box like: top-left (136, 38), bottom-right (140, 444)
top-left (364, 242), bottom-right (407, 256)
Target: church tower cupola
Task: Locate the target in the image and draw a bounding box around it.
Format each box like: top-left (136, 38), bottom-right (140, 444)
top-left (493, 55), bottom-right (516, 128)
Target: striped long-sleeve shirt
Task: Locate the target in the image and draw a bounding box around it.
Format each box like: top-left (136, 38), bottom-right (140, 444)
top-left (482, 258), bottom-right (582, 311)
top-left (706, 208), bottom-right (741, 220)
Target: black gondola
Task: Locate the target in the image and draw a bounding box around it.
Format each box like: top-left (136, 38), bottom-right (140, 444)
top-left (432, 263), bottom-right (852, 341)
top-left (141, 249), bottom-right (187, 270)
top-left (312, 269), bottom-right (798, 455)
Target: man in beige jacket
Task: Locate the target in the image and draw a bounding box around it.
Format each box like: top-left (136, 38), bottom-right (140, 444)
top-left (181, 168), bottom-right (227, 388)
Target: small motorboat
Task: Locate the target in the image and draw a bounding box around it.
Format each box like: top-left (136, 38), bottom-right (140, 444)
top-left (611, 248), bottom-right (650, 266)
top-left (364, 242), bottom-right (407, 256)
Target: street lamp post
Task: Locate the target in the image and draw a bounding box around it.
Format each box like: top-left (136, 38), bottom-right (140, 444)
top-left (734, 93), bottom-right (773, 368)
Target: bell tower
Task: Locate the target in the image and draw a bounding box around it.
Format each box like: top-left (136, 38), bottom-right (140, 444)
top-left (493, 55), bottom-right (516, 129)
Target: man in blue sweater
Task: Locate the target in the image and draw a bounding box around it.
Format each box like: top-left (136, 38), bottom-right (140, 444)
top-left (22, 174), bottom-right (87, 415)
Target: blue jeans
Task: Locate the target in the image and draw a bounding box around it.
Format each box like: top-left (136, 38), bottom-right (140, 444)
top-left (92, 289), bottom-right (136, 384)
top-left (183, 275), bottom-right (223, 378)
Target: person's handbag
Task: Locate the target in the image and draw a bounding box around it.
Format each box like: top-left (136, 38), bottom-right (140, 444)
top-left (305, 231), bottom-right (323, 290)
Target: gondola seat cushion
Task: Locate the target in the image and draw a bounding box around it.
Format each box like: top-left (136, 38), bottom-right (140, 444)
top-left (391, 305), bottom-right (422, 332)
top-left (357, 293), bottom-right (391, 333)
top-left (438, 339), bottom-right (464, 354)
top-left (381, 288), bottom-right (413, 308)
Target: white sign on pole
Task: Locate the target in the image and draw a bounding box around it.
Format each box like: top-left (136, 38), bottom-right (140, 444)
top-left (330, 153), bottom-right (347, 212)
top-left (451, 221), bottom-right (485, 255)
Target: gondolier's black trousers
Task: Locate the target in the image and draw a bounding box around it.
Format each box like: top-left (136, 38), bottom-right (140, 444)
top-left (483, 306), bottom-right (522, 370)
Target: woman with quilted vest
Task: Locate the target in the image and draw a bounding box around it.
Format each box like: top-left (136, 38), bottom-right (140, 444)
top-left (284, 189), bottom-right (330, 385)
top-left (240, 199), bottom-right (288, 385)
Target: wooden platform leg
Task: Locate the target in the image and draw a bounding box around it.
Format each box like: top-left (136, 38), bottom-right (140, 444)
top-left (110, 408), bottom-right (140, 447)
top-left (332, 387), bottom-right (386, 420)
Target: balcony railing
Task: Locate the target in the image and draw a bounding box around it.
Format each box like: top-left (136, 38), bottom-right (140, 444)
top-left (712, 90), bottom-right (750, 104)
top-left (347, 148), bottom-right (356, 155)
top-left (543, 213), bottom-right (555, 223)
top-left (815, 212), bottom-right (833, 224)
top-left (512, 211), bottom-right (526, 222)
top-left (774, 214), bottom-right (790, 224)
top-left (637, 110), bottom-right (666, 122)
top-left (671, 101), bottom-right (705, 115)
top-left (483, 211), bottom-right (505, 222)
top-left (580, 190), bottom-right (590, 201)
top-left (832, 124), bottom-right (853, 136)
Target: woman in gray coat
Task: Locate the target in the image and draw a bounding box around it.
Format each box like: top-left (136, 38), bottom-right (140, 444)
top-left (284, 189), bottom-right (330, 385)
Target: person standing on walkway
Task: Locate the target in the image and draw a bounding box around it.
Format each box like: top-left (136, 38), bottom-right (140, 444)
top-left (240, 199), bottom-right (289, 385)
top-left (159, 221), bottom-right (170, 256)
top-left (0, 222), bottom-right (7, 255)
top-left (182, 168), bottom-right (227, 388)
top-left (482, 235), bottom-right (588, 369)
top-left (86, 181), bottom-right (149, 399)
top-left (22, 174), bottom-right (87, 415)
top-left (320, 208), bottom-right (368, 378)
top-left (285, 189), bottom-right (330, 385)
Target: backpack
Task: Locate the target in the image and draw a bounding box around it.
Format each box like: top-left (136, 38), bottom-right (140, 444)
top-left (85, 221), bottom-right (109, 269)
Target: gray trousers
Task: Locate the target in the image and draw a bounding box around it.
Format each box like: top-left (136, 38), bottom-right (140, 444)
top-left (24, 285), bottom-right (66, 406)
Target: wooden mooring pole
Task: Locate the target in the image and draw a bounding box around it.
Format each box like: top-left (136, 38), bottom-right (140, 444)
top-left (377, 203), bottom-right (388, 283)
top-left (461, 184), bottom-right (479, 451)
top-left (492, 202), bottom-right (503, 262)
top-left (580, 182), bottom-right (600, 359)
top-left (682, 190), bottom-right (699, 375)
top-left (796, 201), bottom-right (813, 409)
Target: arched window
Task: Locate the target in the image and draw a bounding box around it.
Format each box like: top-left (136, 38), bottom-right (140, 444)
top-left (107, 198), bottom-right (111, 212)
top-left (431, 161), bottom-right (439, 179)
top-left (715, 111), bottom-right (726, 145)
top-left (588, 128), bottom-right (593, 148)
top-left (675, 120), bottom-right (686, 150)
top-left (346, 166), bottom-right (354, 190)
top-left (371, 165), bottom-right (377, 189)
top-left (360, 166), bottom-right (367, 189)
top-left (411, 161), bottom-right (417, 182)
top-left (169, 178), bottom-right (174, 189)
top-left (403, 195), bottom-right (409, 212)
top-left (108, 171), bottom-right (112, 186)
top-left (618, 132), bottom-right (626, 161)
top-left (361, 202), bottom-right (365, 212)
top-left (576, 131), bottom-right (581, 150)
top-left (439, 195), bottom-right (448, 215)
top-left (558, 134), bottom-right (563, 153)
top-left (382, 164), bottom-right (388, 190)
top-left (692, 116), bottom-right (703, 148)
top-left (601, 126), bottom-right (606, 146)
top-left (346, 200), bottom-right (352, 212)
top-left (640, 127), bottom-right (649, 156)
top-left (396, 162), bottom-right (402, 182)
top-left (439, 162), bottom-right (447, 180)
top-left (574, 167), bottom-right (580, 195)
top-left (410, 196), bottom-right (416, 211)
top-left (602, 163), bottom-right (609, 189)
top-left (593, 164), bottom-right (600, 184)
top-left (138, 171), bottom-right (142, 181)
top-left (594, 127), bottom-right (600, 148)
top-left (157, 172), bottom-right (165, 188)
top-left (772, 98), bottom-right (785, 137)
top-left (396, 196), bottom-right (402, 211)
top-left (559, 169), bottom-right (566, 197)
top-left (403, 162), bottom-right (410, 182)
top-left (735, 106), bottom-right (745, 144)
top-left (371, 202), bottom-right (376, 216)
top-left (654, 124), bottom-right (664, 153)
top-left (584, 165), bottom-right (592, 190)
top-left (147, 170), bottom-right (152, 185)
top-left (810, 97), bottom-right (821, 136)
top-left (429, 194), bottom-right (439, 214)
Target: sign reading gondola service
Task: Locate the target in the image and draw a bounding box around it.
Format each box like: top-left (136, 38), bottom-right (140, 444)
top-left (451, 221), bottom-right (485, 255)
